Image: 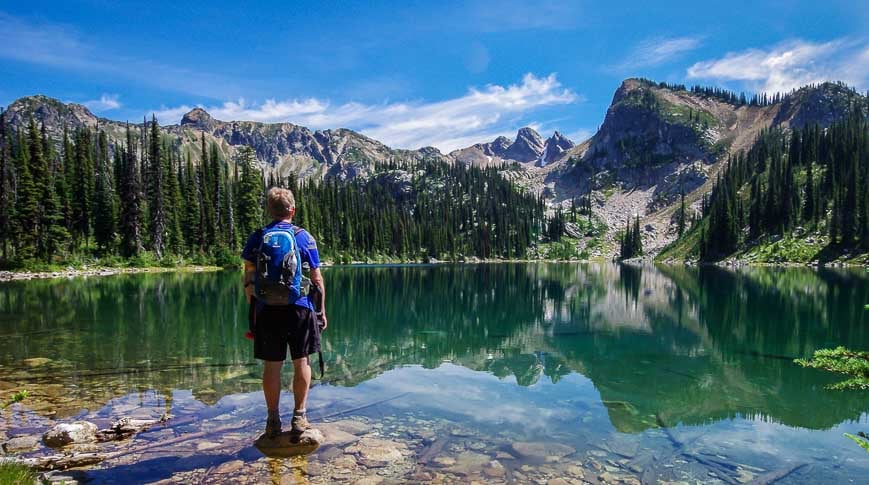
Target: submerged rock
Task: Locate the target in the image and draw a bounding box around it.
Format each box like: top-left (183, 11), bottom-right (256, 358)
top-left (511, 441), bottom-right (576, 460)
top-left (43, 421), bottom-right (98, 447)
top-left (344, 437), bottom-right (405, 467)
top-left (3, 435), bottom-right (41, 452)
top-left (254, 428), bottom-right (325, 457)
top-left (318, 423), bottom-right (361, 447)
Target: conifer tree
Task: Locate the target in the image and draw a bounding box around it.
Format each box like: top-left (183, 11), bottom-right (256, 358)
top-left (71, 128), bottom-right (95, 244)
top-left (163, 140), bottom-right (183, 253)
top-left (0, 110), bottom-right (13, 259)
top-left (14, 122), bottom-right (39, 259)
top-left (236, 147), bottom-right (263, 240)
top-left (803, 158), bottom-right (815, 224)
top-left (147, 115), bottom-right (167, 257)
top-left (118, 125), bottom-right (144, 257)
top-left (182, 152), bottom-right (202, 250)
top-left (93, 131), bottom-right (117, 252)
top-left (198, 135), bottom-right (216, 246)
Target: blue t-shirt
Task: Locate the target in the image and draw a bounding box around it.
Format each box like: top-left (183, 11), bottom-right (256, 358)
top-left (242, 221), bottom-right (321, 310)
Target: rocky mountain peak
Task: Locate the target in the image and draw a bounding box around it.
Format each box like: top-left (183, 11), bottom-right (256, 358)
top-left (181, 107), bottom-right (217, 131)
top-left (504, 127), bottom-right (545, 162)
top-left (540, 131), bottom-right (575, 166)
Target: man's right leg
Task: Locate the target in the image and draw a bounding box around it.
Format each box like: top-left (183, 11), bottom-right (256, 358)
top-left (263, 360), bottom-right (283, 411)
top-left (262, 360), bottom-right (283, 437)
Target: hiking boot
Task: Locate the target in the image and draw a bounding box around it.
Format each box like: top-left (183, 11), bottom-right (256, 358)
top-left (265, 416), bottom-right (282, 439)
top-left (290, 412), bottom-right (310, 436)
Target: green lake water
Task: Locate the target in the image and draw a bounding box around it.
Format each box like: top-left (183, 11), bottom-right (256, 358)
top-left (1, 263), bottom-right (868, 483)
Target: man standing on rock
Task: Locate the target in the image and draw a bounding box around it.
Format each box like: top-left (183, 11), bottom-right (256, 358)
top-left (242, 187), bottom-right (327, 439)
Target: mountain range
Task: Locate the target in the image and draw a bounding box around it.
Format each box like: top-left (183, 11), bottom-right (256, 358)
top-left (4, 78), bottom-right (865, 257)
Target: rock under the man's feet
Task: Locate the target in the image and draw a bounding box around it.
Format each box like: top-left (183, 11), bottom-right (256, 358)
top-left (254, 428), bottom-right (325, 457)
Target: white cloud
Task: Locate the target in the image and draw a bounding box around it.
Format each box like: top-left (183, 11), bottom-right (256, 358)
top-left (82, 94), bottom-right (121, 111)
top-left (154, 73), bottom-right (580, 152)
top-left (616, 36), bottom-right (703, 70)
top-left (687, 39), bottom-right (869, 94)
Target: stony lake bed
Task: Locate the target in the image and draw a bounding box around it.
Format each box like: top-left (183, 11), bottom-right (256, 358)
top-left (1, 263), bottom-right (868, 483)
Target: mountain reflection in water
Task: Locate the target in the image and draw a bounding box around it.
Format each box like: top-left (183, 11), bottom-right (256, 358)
top-left (0, 263), bottom-right (867, 433)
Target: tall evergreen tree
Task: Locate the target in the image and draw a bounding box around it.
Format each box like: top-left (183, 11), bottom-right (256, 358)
top-left (71, 127), bottom-right (95, 244)
top-left (147, 115), bottom-right (167, 257)
top-left (92, 131), bottom-right (117, 252)
top-left (182, 152), bottom-right (202, 250)
top-left (0, 110), bottom-right (13, 259)
top-left (118, 125), bottom-right (144, 257)
top-left (236, 146), bottom-right (263, 240)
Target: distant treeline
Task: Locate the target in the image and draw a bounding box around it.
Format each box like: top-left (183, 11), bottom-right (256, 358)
top-left (0, 113), bottom-right (547, 266)
top-left (280, 159), bottom-right (546, 262)
top-left (696, 111), bottom-right (869, 260)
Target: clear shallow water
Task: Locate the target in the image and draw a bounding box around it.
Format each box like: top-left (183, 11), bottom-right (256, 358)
top-left (0, 263), bottom-right (868, 483)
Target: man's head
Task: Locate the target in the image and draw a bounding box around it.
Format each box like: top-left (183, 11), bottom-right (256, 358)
top-left (267, 187), bottom-right (295, 221)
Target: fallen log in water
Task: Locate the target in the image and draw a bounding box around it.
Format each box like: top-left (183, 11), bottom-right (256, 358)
top-left (95, 415), bottom-right (172, 442)
top-left (418, 436), bottom-right (450, 464)
top-left (9, 420), bottom-right (255, 471)
top-left (11, 453), bottom-right (105, 471)
top-left (748, 463), bottom-right (808, 485)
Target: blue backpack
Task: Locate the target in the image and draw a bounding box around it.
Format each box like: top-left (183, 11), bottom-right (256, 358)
top-left (254, 225), bottom-right (303, 306)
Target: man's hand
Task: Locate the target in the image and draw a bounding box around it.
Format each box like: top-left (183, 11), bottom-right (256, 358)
top-left (311, 267), bottom-right (327, 331)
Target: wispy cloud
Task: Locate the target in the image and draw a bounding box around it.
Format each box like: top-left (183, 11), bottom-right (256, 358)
top-left (154, 73), bottom-right (580, 152)
top-left (614, 36), bottom-right (703, 71)
top-left (465, 41), bottom-right (491, 74)
top-left (687, 38), bottom-right (869, 94)
top-left (82, 94), bottom-right (121, 112)
top-left (0, 12), bottom-right (243, 99)
top-left (563, 128), bottom-right (593, 144)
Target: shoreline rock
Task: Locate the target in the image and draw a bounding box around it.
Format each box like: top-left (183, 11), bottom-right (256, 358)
top-left (0, 265), bottom-right (224, 282)
top-left (43, 421), bottom-right (98, 448)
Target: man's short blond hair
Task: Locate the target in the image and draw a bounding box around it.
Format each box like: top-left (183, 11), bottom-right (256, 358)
top-left (267, 187), bottom-right (295, 220)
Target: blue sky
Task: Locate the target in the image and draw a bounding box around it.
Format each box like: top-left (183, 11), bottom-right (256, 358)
top-left (1, 0), bottom-right (867, 151)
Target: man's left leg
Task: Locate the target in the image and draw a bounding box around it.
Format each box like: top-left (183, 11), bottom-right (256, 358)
top-left (288, 306), bottom-right (320, 436)
top-left (290, 356), bottom-right (312, 434)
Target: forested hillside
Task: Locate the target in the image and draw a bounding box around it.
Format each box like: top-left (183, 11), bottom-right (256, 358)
top-left (657, 109), bottom-right (869, 263)
top-left (0, 113), bottom-right (547, 267)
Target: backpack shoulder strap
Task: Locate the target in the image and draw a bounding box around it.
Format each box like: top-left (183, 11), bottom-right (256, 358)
top-left (253, 227), bottom-right (266, 296)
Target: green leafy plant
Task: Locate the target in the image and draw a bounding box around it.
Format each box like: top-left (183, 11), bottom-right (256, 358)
top-left (1, 390), bottom-right (29, 409)
top-left (844, 432), bottom-right (869, 454)
top-left (0, 461), bottom-right (38, 484)
top-left (795, 347), bottom-right (869, 390)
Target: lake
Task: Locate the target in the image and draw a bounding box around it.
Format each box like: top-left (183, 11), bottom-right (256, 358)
top-left (1, 263), bottom-right (867, 483)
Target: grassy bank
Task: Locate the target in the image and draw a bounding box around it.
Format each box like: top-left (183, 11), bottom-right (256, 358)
top-left (656, 221), bottom-right (869, 266)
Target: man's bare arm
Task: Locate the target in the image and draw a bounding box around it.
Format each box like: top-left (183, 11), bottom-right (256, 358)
top-left (243, 260), bottom-right (256, 303)
top-left (310, 267), bottom-right (327, 330)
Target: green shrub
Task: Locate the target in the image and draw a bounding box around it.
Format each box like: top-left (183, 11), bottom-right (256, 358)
top-left (0, 461), bottom-right (38, 484)
top-left (795, 346), bottom-right (869, 390)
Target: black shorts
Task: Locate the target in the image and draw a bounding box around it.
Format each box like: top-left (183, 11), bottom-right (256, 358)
top-left (251, 302), bottom-right (321, 362)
